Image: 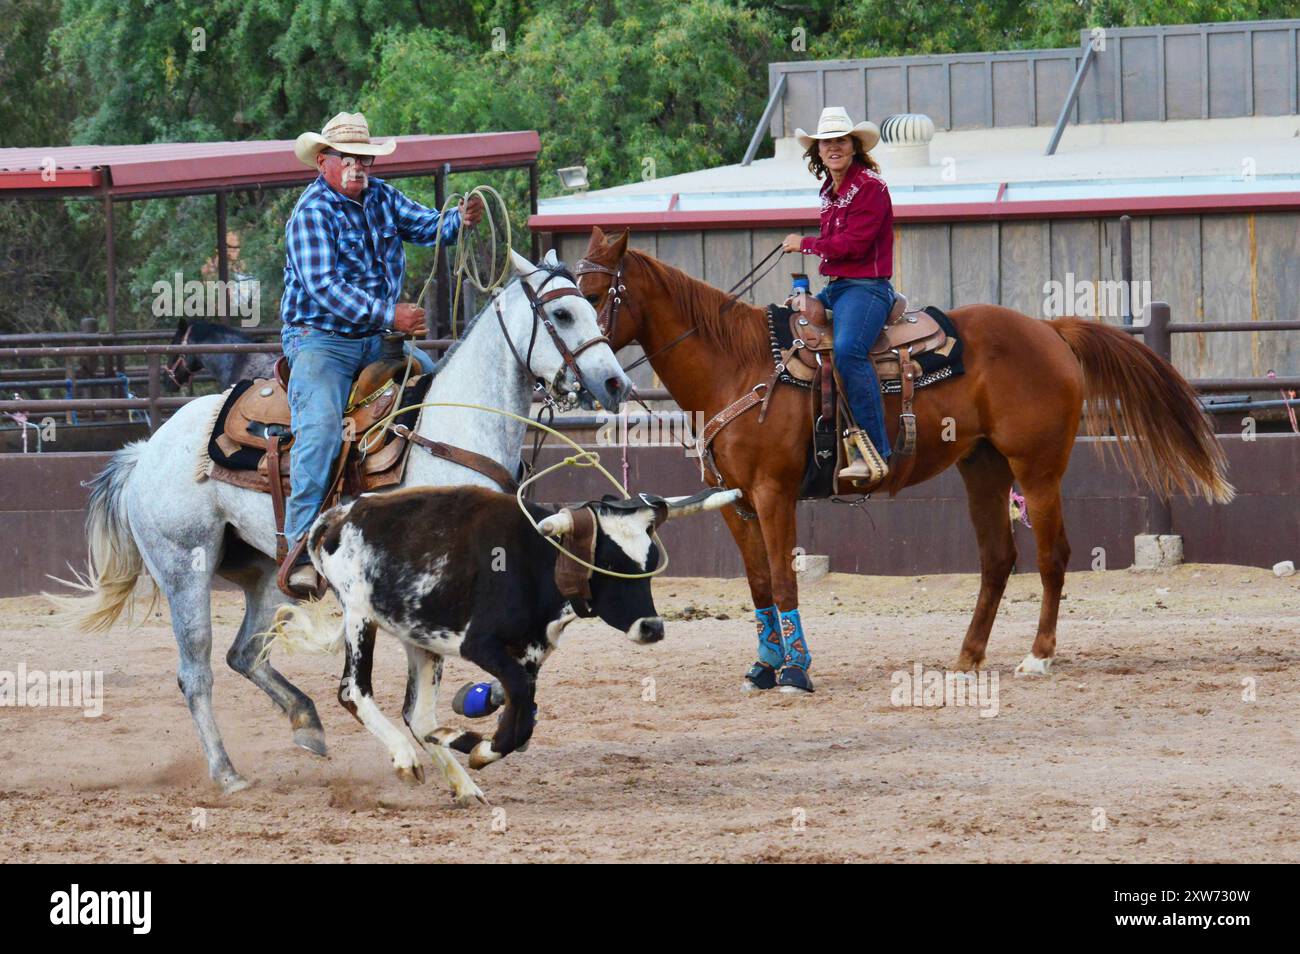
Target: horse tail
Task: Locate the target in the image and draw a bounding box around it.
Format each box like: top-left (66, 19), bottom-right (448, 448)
top-left (45, 442), bottom-right (156, 632)
top-left (1050, 318), bottom-right (1234, 503)
top-left (259, 601), bottom-right (344, 662)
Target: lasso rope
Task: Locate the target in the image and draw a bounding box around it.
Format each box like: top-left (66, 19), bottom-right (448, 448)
top-left (359, 400), bottom-right (670, 581)
top-left (357, 187), bottom-right (671, 581)
top-left (415, 184), bottom-right (514, 339)
top-left (360, 183), bottom-right (516, 454)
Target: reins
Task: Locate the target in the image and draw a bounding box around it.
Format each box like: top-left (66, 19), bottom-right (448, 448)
top-left (577, 242), bottom-right (785, 375)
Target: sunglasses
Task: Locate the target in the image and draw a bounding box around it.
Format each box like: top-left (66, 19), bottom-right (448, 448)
top-left (322, 149), bottom-right (376, 167)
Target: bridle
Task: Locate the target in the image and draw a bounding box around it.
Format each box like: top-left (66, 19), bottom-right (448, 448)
top-left (165, 325), bottom-right (199, 388)
top-left (575, 254), bottom-right (681, 375)
top-left (573, 257), bottom-right (626, 342)
top-left (493, 266), bottom-right (612, 409)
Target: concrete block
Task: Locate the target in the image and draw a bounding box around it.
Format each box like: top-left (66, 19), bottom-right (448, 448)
top-left (1132, 534), bottom-right (1183, 569)
top-left (795, 553), bottom-right (830, 584)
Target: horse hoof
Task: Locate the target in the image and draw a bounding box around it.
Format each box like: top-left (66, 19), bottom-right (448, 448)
top-left (742, 663), bottom-right (777, 692)
top-left (395, 763), bottom-right (425, 785)
top-left (452, 787), bottom-right (489, 808)
top-left (220, 774), bottom-right (252, 795)
top-left (776, 667), bottom-right (815, 694)
top-left (1014, 654), bottom-right (1052, 677)
top-left (953, 655), bottom-right (984, 672)
top-left (293, 726), bottom-right (329, 757)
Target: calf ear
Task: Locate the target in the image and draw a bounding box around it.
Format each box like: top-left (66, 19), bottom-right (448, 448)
top-left (536, 510), bottom-right (574, 537)
top-left (176, 317), bottom-right (188, 333)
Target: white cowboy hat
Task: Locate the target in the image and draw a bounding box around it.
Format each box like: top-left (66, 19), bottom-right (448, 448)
top-left (293, 112), bottom-right (397, 169)
top-left (795, 106), bottom-right (881, 153)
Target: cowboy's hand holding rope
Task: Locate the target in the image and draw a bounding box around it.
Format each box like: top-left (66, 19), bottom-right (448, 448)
top-left (781, 233), bottom-right (804, 254)
top-left (393, 303), bottom-right (426, 336)
top-left (460, 194), bottom-right (485, 228)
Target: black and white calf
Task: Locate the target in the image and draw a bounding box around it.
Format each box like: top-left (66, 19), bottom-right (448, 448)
top-left (269, 483), bottom-right (739, 805)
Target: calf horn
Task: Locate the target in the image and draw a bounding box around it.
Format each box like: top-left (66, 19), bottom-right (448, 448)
top-left (537, 510), bottom-right (575, 537)
top-left (662, 487), bottom-right (742, 519)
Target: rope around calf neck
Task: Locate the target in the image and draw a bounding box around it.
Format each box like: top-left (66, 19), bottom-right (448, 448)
top-left (359, 400), bottom-right (670, 581)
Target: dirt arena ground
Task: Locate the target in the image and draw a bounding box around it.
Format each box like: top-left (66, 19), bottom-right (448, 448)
top-left (2, 563), bottom-right (1297, 863)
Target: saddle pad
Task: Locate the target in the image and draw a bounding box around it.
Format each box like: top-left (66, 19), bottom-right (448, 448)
top-left (208, 380), bottom-right (266, 472)
top-left (901, 306), bottom-right (964, 381)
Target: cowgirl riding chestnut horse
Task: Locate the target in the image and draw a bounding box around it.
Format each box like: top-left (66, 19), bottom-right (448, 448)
top-left (576, 106), bottom-right (1232, 696)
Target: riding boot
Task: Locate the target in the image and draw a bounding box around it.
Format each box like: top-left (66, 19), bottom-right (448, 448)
top-left (277, 535), bottom-right (320, 599)
top-left (776, 608), bottom-right (815, 693)
top-left (743, 605), bottom-right (783, 691)
top-left (839, 427), bottom-right (889, 486)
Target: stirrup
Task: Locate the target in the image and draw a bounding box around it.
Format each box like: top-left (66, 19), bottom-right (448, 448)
top-left (277, 537), bottom-right (326, 600)
top-left (839, 428), bottom-right (889, 486)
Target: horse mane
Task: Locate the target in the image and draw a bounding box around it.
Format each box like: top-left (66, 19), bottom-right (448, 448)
top-left (181, 320), bottom-right (254, 343)
top-left (432, 260), bottom-right (576, 375)
top-left (625, 248), bottom-right (771, 368)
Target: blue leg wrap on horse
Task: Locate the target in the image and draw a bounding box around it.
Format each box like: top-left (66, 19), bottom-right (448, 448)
top-left (778, 608), bottom-right (811, 671)
top-left (754, 605), bottom-right (783, 669)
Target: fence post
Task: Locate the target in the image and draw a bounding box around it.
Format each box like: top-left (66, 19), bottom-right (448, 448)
top-left (1140, 300), bottom-right (1174, 539)
top-left (1119, 215), bottom-right (1133, 325)
top-left (79, 316), bottom-right (101, 420)
top-left (1144, 300), bottom-right (1172, 362)
top-left (146, 353), bottom-right (160, 434)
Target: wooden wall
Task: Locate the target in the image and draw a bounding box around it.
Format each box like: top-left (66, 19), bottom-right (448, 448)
top-left (554, 209), bottom-right (1300, 383)
top-left (769, 20), bottom-right (1300, 133)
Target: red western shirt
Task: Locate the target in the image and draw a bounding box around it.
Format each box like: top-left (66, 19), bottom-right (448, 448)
top-left (799, 161), bottom-right (893, 279)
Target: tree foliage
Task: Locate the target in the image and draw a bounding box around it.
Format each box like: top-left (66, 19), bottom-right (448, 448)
top-left (0, 0), bottom-right (1293, 332)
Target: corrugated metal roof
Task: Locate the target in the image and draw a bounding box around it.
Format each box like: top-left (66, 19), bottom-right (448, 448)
top-left (0, 132), bottom-right (540, 198)
top-left (531, 115), bottom-right (1300, 231)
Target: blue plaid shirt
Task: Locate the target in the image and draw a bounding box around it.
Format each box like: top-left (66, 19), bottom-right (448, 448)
top-left (280, 175), bottom-right (461, 334)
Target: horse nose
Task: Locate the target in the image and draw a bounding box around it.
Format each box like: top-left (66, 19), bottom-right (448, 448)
top-left (604, 375), bottom-right (630, 410)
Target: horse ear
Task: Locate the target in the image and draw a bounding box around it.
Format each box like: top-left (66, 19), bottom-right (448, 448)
top-left (587, 226), bottom-right (606, 252)
top-left (509, 248), bottom-right (534, 277)
top-left (542, 248), bottom-right (559, 267)
top-left (610, 230), bottom-right (629, 258)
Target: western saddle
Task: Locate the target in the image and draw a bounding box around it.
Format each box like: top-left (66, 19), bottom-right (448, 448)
top-left (779, 291), bottom-right (956, 489)
top-left (205, 337), bottom-right (518, 589)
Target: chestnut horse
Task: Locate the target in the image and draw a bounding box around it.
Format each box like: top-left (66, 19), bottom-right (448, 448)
top-left (575, 227), bottom-right (1232, 691)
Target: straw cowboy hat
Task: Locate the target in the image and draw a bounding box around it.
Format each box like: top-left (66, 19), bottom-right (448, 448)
top-left (293, 112), bottom-right (397, 169)
top-left (795, 106), bottom-right (881, 152)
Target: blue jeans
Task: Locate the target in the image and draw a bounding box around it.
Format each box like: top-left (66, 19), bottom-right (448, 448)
top-left (280, 324), bottom-right (436, 544)
top-left (816, 278), bottom-right (894, 460)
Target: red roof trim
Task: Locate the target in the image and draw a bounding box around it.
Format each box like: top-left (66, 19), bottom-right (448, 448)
top-left (0, 132), bottom-right (539, 197)
top-left (530, 190), bottom-right (1300, 232)
top-left (0, 169), bottom-right (102, 190)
